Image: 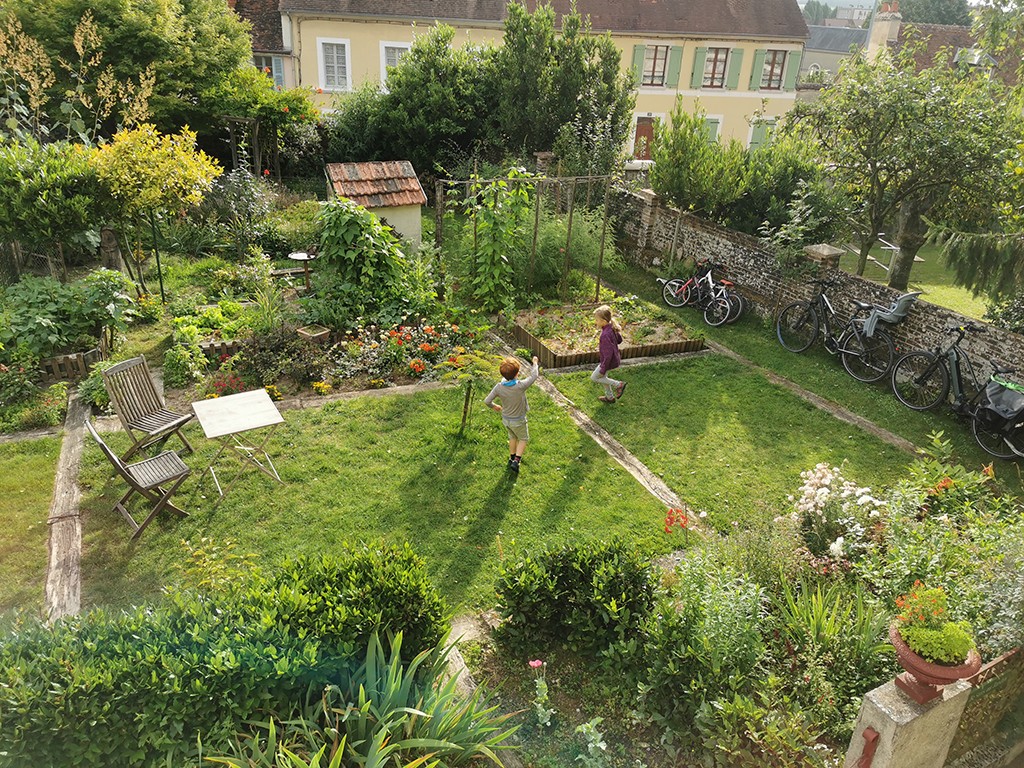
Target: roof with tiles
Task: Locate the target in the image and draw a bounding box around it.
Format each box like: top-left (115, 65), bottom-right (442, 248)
top-left (326, 161), bottom-right (428, 208)
top-left (890, 23), bottom-right (1018, 85)
top-left (234, 0), bottom-right (284, 51)
top-left (279, 0), bottom-right (808, 39)
top-left (806, 25), bottom-right (867, 53)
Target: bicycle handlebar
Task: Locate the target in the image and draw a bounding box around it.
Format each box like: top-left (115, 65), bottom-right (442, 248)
top-left (948, 322), bottom-right (986, 335)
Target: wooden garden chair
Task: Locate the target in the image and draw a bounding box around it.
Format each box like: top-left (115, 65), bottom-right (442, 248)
top-left (85, 420), bottom-right (191, 540)
top-left (103, 356), bottom-right (194, 460)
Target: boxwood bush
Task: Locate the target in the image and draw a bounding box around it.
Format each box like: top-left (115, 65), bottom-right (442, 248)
top-left (0, 543), bottom-right (447, 767)
top-left (495, 541), bottom-right (656, 655)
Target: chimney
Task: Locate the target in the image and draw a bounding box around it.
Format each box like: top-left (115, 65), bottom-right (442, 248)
top-left (867, 1), bottom-right (902, 59)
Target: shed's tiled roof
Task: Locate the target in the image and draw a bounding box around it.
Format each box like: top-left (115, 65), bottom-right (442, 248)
top-left (280, 0), bottom-right (809, 39)
top-left (235, 0), bottom-right (284, 52)
top-left (806, 25), bottom-right (867, 53)
top-left (326, 161), bottom-right (427, 208)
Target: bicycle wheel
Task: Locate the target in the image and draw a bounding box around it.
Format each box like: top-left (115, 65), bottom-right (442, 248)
top-left (840, 328), bottom-right (895, 383)
top-left (662, 279), bottom-right (691, 308)
top-left (776, 302), bottom-right (819, 352)
top-left (972, 415), bottom-right (1024, 460)
top-left (891, 351), bottom-right (949, 410)
top-left (725, 292), bottom-right (743, 324)
top-left (704, 297), bottom-right (732, 327)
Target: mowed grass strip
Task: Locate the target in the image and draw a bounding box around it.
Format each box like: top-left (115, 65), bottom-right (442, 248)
top-left (550, 355), bottom-right (911, 532)
top-left (79, 387), bottom-right (672, 610)
top-left (0, 437), bottom-right (61, 613)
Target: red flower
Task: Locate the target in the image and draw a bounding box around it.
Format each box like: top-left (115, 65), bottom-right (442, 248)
top-left (282, 106), bottom-right (289, 112)
top-left (263, 169), bottom-right (270, 176)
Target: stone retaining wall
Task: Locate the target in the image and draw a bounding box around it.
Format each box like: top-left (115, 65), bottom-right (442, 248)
top-left (611, 188), bottom-right (1024, 383)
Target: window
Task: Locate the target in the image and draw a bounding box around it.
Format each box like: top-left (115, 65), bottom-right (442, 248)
top-left (319, 39), bottom-right (351, 92)
top-left (642, 45), bottom-right (670, 87)
top-left (254, 55), bottom-right (284, 88)
top-left (380, 42), bottom-right (411, 85)
top-left (760, 50), bottom-right (787, 90)
top-left (702, 48), bottom-right (729, 88)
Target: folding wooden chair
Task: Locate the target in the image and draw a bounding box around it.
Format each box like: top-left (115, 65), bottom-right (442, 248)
top-left (103, 356), bottom-right (194, 460)
top-left (85, 421), bottom-right (191, 540)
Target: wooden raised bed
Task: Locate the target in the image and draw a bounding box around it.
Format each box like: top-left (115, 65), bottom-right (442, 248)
top-left (510, 323), bottom-right (704, 370)
top-left (40, 346), bottom-right (105, 384)
top-left (199, 339), bottom-right (244, 359)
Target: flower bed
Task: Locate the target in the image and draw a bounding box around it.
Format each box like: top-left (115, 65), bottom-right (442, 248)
top-left (512, 300), bottom-right (704, 369)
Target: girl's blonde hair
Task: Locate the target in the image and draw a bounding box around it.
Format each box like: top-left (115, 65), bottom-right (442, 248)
top-left (594, 304), bottom-right (621, 331)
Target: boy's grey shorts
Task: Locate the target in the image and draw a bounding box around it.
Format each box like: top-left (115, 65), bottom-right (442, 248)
top-left (503, 419), bottom-right (530, 442)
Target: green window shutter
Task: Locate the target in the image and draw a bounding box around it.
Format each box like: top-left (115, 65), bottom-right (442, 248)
top-left (632, 45), bottom-right (646, 86)
top-left (725, 48), bottom-right (744, 90)
top-left (690, 47), bottom-right (708, 89)
top-left (749, 49), bottom-right (767, 90)
top-left (666, 46), bottom-right (683, 88)
top-left (749, 121), bottom-right (770, 149)
top-left (703, 118), bottom-right (720, 142)
top-left (783, 50), bottom-right (803, 90)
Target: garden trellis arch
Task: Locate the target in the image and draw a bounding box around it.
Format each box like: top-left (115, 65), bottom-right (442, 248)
top-left (433, 174), bottom-right (615, 302)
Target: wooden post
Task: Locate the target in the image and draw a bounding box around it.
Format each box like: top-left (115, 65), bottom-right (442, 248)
top-left (435, 179), bottom-right (445, 301)
top-left (668, 210), bottom-right (683, 272)
top-left (562, 180), bottom-right (576, 297)
top-left (595, 180), bottom-right (611, 302)
top-left (148, 211), bottom-right (167, 303)
top-left (529, 180), bottom-right (542, 290)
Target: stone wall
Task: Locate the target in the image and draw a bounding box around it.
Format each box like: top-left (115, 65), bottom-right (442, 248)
top-left (611, 188), bottom-right (1024, 384)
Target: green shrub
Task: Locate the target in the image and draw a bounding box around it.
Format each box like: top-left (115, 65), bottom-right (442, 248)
top-left (77, 360), bottom-right (117, 410)
top-left (10, 382), bottom-right (68, 430)
top-left (495, 541), bottom-right (656, 655)
top-left (163, 326), bottom-right (207, 389)
top-left (0, 544), bottom-right (448, 768)
top-left (133, 293), bottom-right (164, 324)
top-left (232, 327), bottom-right (329, 386)
top-left (0, 346), bottom-right (40, 407)
top-left (268, 199), bottom-right (322, 257)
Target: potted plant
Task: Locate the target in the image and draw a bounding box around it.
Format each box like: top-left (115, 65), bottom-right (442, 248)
top-left (889, 581), bottom-right (981, 704)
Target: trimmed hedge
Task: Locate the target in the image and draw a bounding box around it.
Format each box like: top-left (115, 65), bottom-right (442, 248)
top-left (0, 544), bottom-right (447, 767)
top-left (495, 541), bottom-right (656, 655)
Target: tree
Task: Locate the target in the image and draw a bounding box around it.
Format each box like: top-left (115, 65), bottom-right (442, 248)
top-left (898, 0), bottom-right (971, 26)
top-left (803, 0), bottom-right (837, 25)
top-left (974, 0), bottom-right (1024, 80)
top-left (791, 44), bottom-right (1014, 290)
top-left (5, 0), bottom-right (251, 138)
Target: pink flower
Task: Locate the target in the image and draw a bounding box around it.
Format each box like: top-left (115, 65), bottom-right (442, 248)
top-left (528, 659), bottom-right (543, 668)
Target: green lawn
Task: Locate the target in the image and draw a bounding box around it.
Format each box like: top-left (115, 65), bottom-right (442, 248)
top-left (837, 243), bottom-right (990, 320)
top-left (0, 437), bottom-right (61, 613)
top-left (79, 388), bottom-right (672, 610)
top-left (551, 355), bottom-right (911, 531)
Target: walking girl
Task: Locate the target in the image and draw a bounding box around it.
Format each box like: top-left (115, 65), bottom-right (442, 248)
top-left (591, 304), bottom-right (626, 403)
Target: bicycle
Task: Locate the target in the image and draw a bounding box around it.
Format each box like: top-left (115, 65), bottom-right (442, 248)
top-left (658, 261), bottom-right (743, 326)
top-left (775, 278), bottom-right (896, 383)
top-left (890, 323), bottom-right (1024, 459)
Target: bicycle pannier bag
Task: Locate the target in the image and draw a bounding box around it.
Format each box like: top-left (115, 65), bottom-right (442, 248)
top-left (982, 381), bottom-right (1024, 421)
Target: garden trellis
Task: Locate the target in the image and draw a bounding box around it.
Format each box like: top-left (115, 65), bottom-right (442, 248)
top-left (434, 173), bottom-right (614, 303)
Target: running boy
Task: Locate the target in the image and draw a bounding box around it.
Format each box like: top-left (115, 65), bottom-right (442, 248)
top-left (484, 355), bottom-right (540, 472)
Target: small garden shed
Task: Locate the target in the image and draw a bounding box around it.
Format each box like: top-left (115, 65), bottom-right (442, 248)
top-left (325, 160), bottom-right (427, 245)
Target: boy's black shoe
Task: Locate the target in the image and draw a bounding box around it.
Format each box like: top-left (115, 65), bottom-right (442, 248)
top-left (510, 457), bottom-right (521, 472)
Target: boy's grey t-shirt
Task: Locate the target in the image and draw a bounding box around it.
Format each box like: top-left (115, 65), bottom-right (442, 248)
top-left (483, 362), bottom-right (539, 423)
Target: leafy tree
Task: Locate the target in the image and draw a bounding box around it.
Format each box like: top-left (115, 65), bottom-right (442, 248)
top-left (791, 44), bottom-right (1013, 290)
top-left (649, 100), bottom-right (746, 222)
top-left (803, 0), bottom-right (838, 24)
top-left (974, 0), bottom-right (1024, 80)
top-left (898, 0), bottom-right (971, 26)
top-left (375, 24), bottom-right (493, 173)
top-left (323, 84), bottom-right (386, 164)
top-left (0, 13), bottom-right (152, 144)
top-left (493, 3), bottom-right (634, 160)
top-left (5, 0), bottom-right (251, 137)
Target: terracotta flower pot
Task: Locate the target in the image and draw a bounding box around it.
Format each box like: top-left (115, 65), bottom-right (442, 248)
top-left (889, 623), bottom-right (981, 704)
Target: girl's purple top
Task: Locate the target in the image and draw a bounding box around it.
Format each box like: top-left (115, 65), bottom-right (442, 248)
top-left (598, 324), bottom-right (622, 374)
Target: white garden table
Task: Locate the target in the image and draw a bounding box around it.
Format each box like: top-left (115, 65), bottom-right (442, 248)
top-left (191, 389), bottom-right (284, 502)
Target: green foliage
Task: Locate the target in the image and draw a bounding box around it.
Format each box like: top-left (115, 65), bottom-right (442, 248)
top-left (201, 168), bottom-right (275, 260)
top-left (898, 0), bottom-right (971, 26)
top-left (0, 138), bottom-right (105, 256)
top-left (895, 582), bottom-right (976, 664)
top-left (650, 100), bottom-right (747, 222)
top-left (0, 346), bottom-right (39, 406)
top-left (231, 327), bottom-right (329, 387)
top-left (0, 271), bottom-right (133, 361)
top-left (8, 381), bottom-right (67, 429)
top-left (495, 541), bottom-right (656, 656)
top-left (802, 0), bottom-right (837, 24)
top-left (0, 544), bottom-right (448, 767)
top-left (322, 84), bottom-right (386, 164)
top-left (760, 179), bottom-right (846, 275)
top-left (268, 199), bottom-right (323, 258)
top-left (92, 124), bottom-right (222, 223)
top-left (5, 0), bottom-right (251, 139)
top-left (163, 322), bottom-right (207, 388)
top-left (986, 293), bottom-right (1024, 332)
top-left (76, 359), bottom-right (116, 410)
top-left (574, 717), bottom-right (609, 768)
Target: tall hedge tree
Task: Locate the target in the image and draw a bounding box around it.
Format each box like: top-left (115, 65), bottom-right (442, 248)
top-left (5, 0), bottom-right (251, 137)
top-left (792, 44), bottom-right (1014, 290)
top-left (897, 0), bottom-right (971, 26)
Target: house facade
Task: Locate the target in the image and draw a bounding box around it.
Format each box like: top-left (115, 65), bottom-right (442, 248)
top-left (245, 0), bottom-right (808, 150)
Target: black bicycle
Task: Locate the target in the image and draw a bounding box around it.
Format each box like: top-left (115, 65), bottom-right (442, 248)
top-left (891, 323), bottom-right (1024, 459)
top-left (775, 279), bottom-right (896, 383)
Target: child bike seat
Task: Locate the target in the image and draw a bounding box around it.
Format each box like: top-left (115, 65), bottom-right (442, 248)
top-left (863, 291), bottom-right (922, 336)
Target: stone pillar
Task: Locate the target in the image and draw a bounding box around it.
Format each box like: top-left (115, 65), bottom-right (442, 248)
top-left (803, 243), bottom-right (844, 270)
top-left (635, 189), bottom-right (660, 255)
top-left (843, 680), bottom-right (972, 768)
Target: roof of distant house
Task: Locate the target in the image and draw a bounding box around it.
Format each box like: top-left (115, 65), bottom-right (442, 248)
top-left (326, 161), bottom-right (428, 208)
top-left (890, 22), bottom-right (1018, 85)
top-left (806, 25), bottom-right (867, 52)
top-left (234, 0), bottom-right (284, 52)
top-left (279, 0), bottom-right (809, 39)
